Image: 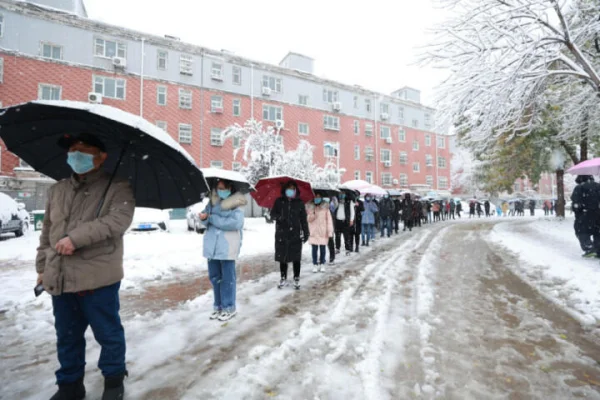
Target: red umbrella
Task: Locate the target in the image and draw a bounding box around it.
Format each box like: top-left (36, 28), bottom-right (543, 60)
top-left (252, 175), bottom-right (314, 209)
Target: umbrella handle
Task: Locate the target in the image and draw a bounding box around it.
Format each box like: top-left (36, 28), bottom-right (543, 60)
top-left (95, 144), bottom-right (129, 218)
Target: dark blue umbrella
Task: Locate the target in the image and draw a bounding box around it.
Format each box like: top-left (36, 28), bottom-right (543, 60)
top-left (0, 101), bottom-right (208, 209)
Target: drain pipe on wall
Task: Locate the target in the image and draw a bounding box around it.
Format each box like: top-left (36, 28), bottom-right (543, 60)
top-left (199, 51), bottom-right (205, 168)
top-left (250, 63), bottom-right (254, 120)
top-left (139, 38), bottom-right (145, 117)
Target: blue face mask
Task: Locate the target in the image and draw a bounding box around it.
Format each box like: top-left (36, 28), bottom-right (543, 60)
top-left (340, 194), bottom-right (346, 200)
top-left (285, 189), bottom-right (296, 198)
top-left (217, 189), bottom-right (231, 200)
top-left (314, 198), bottom-right (322, 205)
top-left (384, 194), bottom-right (389, 199)
top-left (67, 151), bottom-right (96, 174)
top-left (365, 196), bottom-right (371, 202)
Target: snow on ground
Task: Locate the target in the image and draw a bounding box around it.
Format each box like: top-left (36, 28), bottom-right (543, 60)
top-left (489, 214), bottom-right (600, 326)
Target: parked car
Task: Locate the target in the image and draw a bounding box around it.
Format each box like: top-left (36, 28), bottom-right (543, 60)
top-left (186, 198), bottom-right (209, 234)
top-left (0, 193), bottom-right (28, 237)
top-left (129, 207), bottom-right (170, 232)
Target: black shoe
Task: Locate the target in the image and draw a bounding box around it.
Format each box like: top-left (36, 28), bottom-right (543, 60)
top-left (50, 377), bottom-right (86, 400)
top-left (361, 241), bottom-right (365, 246)
top-left (102, 373), bottom-right (126, 400)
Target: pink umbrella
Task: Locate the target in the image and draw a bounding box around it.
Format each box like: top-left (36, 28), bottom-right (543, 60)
top-left (567, 158), bottom-right (600, 176)
top-left (340, 180), bottom-right (387, 196)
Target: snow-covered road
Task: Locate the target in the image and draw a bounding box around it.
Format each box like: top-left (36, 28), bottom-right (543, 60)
top-left (1, 217), bottom-right (600, 399)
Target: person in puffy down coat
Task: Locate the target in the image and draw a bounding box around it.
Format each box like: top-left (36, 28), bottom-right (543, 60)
top-left (306, 193), bottom-right (334, 273)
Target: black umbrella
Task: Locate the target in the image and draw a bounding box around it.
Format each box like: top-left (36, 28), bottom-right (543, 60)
top-left (201, 168), bottom-right (255, 194)
top-left (312, 186), bottom-right (340, 198)
top-left (0, 101), bottom-right (208, 209)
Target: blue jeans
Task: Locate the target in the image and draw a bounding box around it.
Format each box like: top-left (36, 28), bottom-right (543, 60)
top-left (380, 217), bottom-right (392, 237)
top-left (361, 223), bottom-right (374, 242)
top-left (208, 259), bottom-right (237, 312)
top-left (52, 282), bottom-right (125, 384)
top-left (312, 244), bottom-right (326, 265)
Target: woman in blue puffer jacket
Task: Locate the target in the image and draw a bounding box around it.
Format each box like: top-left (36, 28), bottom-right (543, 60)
top-left (199, 179), bottom-right (247, 322)
top-left (361, 195), bottom-right (379, 247)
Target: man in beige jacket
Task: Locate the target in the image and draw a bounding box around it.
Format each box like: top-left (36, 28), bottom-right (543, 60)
top-left (37, 133), bottom-right (135, 400)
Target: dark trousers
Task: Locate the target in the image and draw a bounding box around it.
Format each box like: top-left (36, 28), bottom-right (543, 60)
top-left (52, 282), bottom-right (125, 384)
top-left (280, 261), bottom-right (301, 279)
top-left (311, 245), bottom-right (326, 265)
top-left (576, 233), bottom-right (600, 253)
top-left (335, 219), bottom-right (352, 252)
top-left (328, 237), bottom-right (335, 262)
top-left (393, 217), bottom-right (400, 232)
top-left (354, 229), bottom-right (361, 250)
top-left (450, 210), bottom-right (455, 220)
top-left (403, 219), bottom-right (412, 231)
top-left (380, 217), bottom-right (392, 237)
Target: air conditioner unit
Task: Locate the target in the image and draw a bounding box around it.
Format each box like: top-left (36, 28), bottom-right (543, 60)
top-left (262, 87), bottom-right (272, 96)
top-left (211, 73), bottom-right (223, 81)
top-left (381, 112), bottom-right (389, 120)
top-left (332, 102), bottom-right (342, 111)
top-left (213, 107), bottom-right (223, 114)
top-left (275, 119), bottom-right (285, 130)
top-left (88, 92), bottom-right (103, 104)
top-left (384, 161), bottom-right (391, 167)
top-left (393, 179), bottom-right (399, 185)
top-left (385, 137), bottom-right (393, 144)
top-left (112, 57), bottom-right (127, 68)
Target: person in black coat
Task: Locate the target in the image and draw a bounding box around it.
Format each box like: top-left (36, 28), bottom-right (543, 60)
top-left (271, 181), bottom-right (309, 289)
top-left (392, 197), bottom-right (402, 233)
top-left (379, 194), bottom-right (394, 238)
top-left (353, 199), bottom-right (364, 252)
top-left (456, 201), bottom-right (462, 218)
top-left (401, 193), bottom-right (413, 232)
top-left (529, 199), bottom-right (536, 216)
top-left (571, 175), bottom-right (600, 257)
top-left (484, 200), bottom-right (491, 217)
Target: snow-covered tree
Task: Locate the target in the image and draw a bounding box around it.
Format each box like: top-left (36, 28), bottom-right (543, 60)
top-left (422, 0), bottom-right (600, 154)
top-left (314, 162), bottom-right (346, 189)
top-left (271, 140), bottom-right (316, 181)
top-left (222, 119), bottom-right (284, 184)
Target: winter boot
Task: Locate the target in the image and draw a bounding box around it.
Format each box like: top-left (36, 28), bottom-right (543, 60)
top-left (293, 277), bottom-right (300, 290)
top-left (278, 279), bottom-right (288, 289)
top-left (50, 377), bottom-right (86, 400)
top-left (361, 241), bottom-right (365, 246)
top-left (101, 372), bottom-right (126, 400)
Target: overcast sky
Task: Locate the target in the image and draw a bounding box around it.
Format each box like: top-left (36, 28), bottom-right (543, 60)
top-left (84, 0), bottom-right (449, 106)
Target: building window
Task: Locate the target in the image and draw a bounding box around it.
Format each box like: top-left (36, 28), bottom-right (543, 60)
top-left (354, 120), bottom-right (360, 135)
top-left (426, 154), bottom-right (433, 167)
top-left (365, 99), bottom-right (371, 113)
top-left (38, 84), bottom-right (61, 100)
top-left (438, 156), bottom-right (447, 169)
top-left (323, 115), bottom-right (340, 131)
top-left (178, 124), bottom-right (192, 144)
top-left (94, 38), bottom-right (126, 58)
top-left (232, 136), bottom-right (241, 149)
top-left (354, 145), bottom-right (360, 160)
top-left (425, 113), bottom-right (432, 128)
top-left (425, 135), bottom-right (431, 146)
top-left (398, 128), bottom-right (406, 142)
top-left (400, 174), bottom-right (408, 187)
top-left (262, 75), bottom-right (282, 92)
top-left (412, 140), bottom-right (419, 151)
top-left (322, 88), bottom-right (339, 103)
top-left (380, 103), bottom-right (389, 114)
top-left (437, 136), bottom-right (446, 149)
top-left (365, 147), bottom-right (374, 162)
top-left (156, 121), bottom-right (167, 132)
top-left (413, 162), bottom-right (420, 172)
top-left (382, 173), bottom-right (392, 186)
top-left (157, 85), bottom-right (167, 106)
top-left (353, 96), bottom-right (358, 109)
top-left (365, 123), bottom-right (373, 137)
top-left (263, 104), bottom-right (283, 121)
top-left (232, 66), bottom-right (242, 85)
top-left (399, 152), bottom-right (408, 165)
top-left (232, 162), bottom-right (242, 171)
top-left (365, 171), bottom-right (373, 184)
top-left (380, 126), bottom-right (391, 139)
top-left (179, 89), bottom-right (192, 109)
top-left (211, 128), bottom-right (223, 146)
top-left (41, 42), bottom-right (62, 60)
top-left (426, 175), bottom-right (433, 186)
top-left (398, 106), bottom-right (404, 123)
top-left (298, 95), bottom-right (309, 106)
top-left (93, 76), bottom-right (126, 99)
top-left (210, 160), bottom-right (224, 169)
top-left (298, 122), bottom-right (309, 136)
top-left (412, 119), bottom-right (419, 128)
top-left (180, 54), bottom-right (193, 75)
top-left (439, 177), bottom-right (448, 190)
top-left (211, 95), bottom-right (223, 112)
top-left (324, 142), bottom-right (338, 157)
top-left (156, 50), bottom-right (168, 71)
top-left (233, 99), bottom-right (241, 116)
top-left (354, 171), bottom-right (360, 180)
top-left (211, 62), bottom-right (223, 80)
top-left (381, 149), bottom-right (391, 163)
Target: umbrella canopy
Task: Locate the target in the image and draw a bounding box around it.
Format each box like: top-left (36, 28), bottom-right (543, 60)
top-left (312, 186), bottom-right (340, 198)
top-left (340, 180), bottom-right (387, 196)
top-left (251, 175), bottom-right (314, 209)
top-left (201, 168), bottom-right (254, 194)
top-left (567, 158), bottom-right (600, 175)
top-left (0, 101), bottom-right (208, 209)
top-left (387, 189), bottom-right (403, 196)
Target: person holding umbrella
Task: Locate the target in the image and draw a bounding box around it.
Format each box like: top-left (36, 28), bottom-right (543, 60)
top-left (335, 191), bottom-right (356, 255)
top-left (199, 178), bottom-right (247, 321)
top-left (36, 134), bottom-right (135, 400)
top-left (361, 194), bottom-right (378, 246)
top-left (271, 180), bottom-right (310, 289)
top-left (306, 193), bottom-right (334, 272)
